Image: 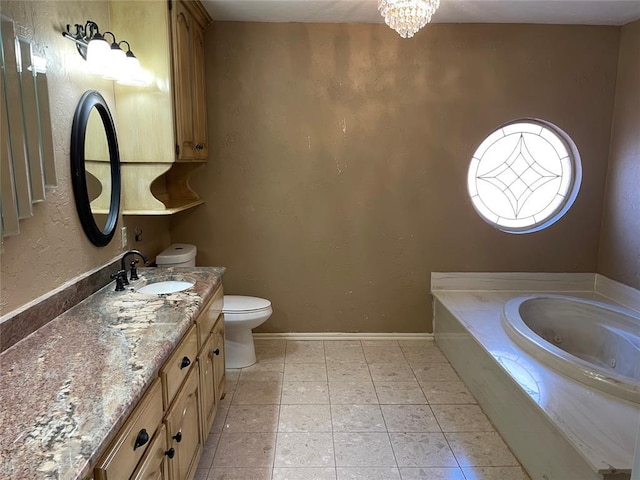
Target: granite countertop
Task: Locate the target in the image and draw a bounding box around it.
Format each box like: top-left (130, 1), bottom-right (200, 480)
top-left (0, 266), bottom-right (225, 480)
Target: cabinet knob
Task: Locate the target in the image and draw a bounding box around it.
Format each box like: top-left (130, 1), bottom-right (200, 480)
top-left (133, 429), bottom-right (149, 450)
top-left (213, 348), bottom-right (220, 356)
top-left (180, 356), bottom-right (191, 369)
top-left (173, 431), bottom-right (183, 443)
top-left (165, 447), bottom-right (175, 459)
top-left (195, 143), bottom-right (204, 151)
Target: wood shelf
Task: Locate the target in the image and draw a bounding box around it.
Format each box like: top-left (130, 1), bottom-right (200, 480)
top-left (122, 199), bottom-right (204, 216)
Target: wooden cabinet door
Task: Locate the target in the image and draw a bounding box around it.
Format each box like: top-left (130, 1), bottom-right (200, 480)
top-left (165, 364), bottom-right (203, 480)
top-left (212, 316), bottom-right (226, 401)
top-left (198, 332), bottom-right (217, 438)
top-left (171, 0), bottom-right (195, 161)
top-left (131, 424), bottom-right (170, 480)
top-left (191, 23), bottom-right (208, 161)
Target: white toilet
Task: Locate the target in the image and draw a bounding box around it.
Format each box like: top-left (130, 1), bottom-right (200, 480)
top-left (156, 244), bottom-right (271, 369)
top-left (223, 295), bottom-right (272, 368)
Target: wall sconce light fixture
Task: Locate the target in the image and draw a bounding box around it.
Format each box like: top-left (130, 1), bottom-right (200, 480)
top-left (63, 21), bottom-right (148, 86)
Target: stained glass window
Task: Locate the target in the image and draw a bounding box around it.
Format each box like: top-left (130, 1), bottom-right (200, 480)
top-left (467, 120), bottom-right (581, 233)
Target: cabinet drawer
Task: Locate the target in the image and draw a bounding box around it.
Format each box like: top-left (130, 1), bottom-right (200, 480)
top-left (161, 324), bottom-right (198, 408)
top-left (195, 284), bottom-right (223, 349)
top-left (131, 424), bottom-right (169, 480)
top-left (94, 379), bottom-right (163, 480)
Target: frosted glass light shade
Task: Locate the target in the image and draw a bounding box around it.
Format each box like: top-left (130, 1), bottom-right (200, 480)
top-left (86, 37), bottom-right (110, 75)
top-left (102, 47), bottom-right (126, 80)
top-left (117, 54), bottom-right (149, 86)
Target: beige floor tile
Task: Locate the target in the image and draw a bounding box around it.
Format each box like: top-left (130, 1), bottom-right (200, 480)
top-left (226, 369), bottom-right (241, 384)
top-left (331, 404), bottom-right (386, 432)
top-left (239, 369), bottom-right (285, 382)
top-left (281, 382), bottom-right (330, 404)
top-left (368, 362), bottom-right (416, 382)
top-left (324, 344), bottom-right (366, 363)
top-left (197, 433), bottom-right (221, 470)
top-left (411, 364), bottom-right (460, 383)
top-left (389, 433), bottom-right (457, 468)
top-left (333, 432), bottom-right (396, 467)
top-left (284, 363), bottom-right (328, 382)
top-left (219, 386), bottom-right (235, 408)
top-left (431, 405), bottom-right (494, 432)
top-left (275, 432), bottom-right (335, 467)
top-left (279, 404), bottom-right (332, 432)
top-left (285, 341), bottom-right (326, 363)
top-left (336, 467), bottom-right (401, 479)
top-left (401, 347), bottom-right (448, 364)
top-left (208, 467), bottom-right (272, 479)
top-left (329, 382), bottom-right (379, 405)
top-left (255, 348), bottom-right (287, 364)
top-left (232, 381), bottom-right (282, 405)
top-left (363, 346), bottom-right (406, 364)
top-left (327, 362), bottom-right (372, 382)
top-left (374, 382), bottom-right (427, 404)
top-left (223, 404), bottom-right (279, 433)
top-left (272, 467), bottom-right (337, 480)
top-left (213, 432), bottom-right (276, 468)
top-left (381, 405), bottom-right (440, 432)
top-left (210, 405), bottom-right (229, 434)
top-left (398, 467), bottom-right (466, 479)
top-left (240, 362), bottom-right (285, 374)
top-left (445, 432), bottom-right (518, 467)
top-left (193, 469), bottom-right (209, 480)
top-left (419, 381), bottom-right (477, 405)
top-left (461, 466), bottom-right (531, 479)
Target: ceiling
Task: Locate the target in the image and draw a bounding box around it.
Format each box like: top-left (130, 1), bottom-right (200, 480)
top-left (201, 0), bottom-right (640, 26)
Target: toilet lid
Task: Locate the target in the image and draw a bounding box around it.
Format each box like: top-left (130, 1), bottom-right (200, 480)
top-left (223, 295), bottom-right (272, 313)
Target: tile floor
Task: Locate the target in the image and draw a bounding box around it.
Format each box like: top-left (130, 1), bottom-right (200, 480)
top-left (194, 340), bottom-right (531, 480)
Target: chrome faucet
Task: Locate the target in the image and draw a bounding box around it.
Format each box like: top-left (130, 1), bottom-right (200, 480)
top-left (120, 249), bottom-right (149, 285)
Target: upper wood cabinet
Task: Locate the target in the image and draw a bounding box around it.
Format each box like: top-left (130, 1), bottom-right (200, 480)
top-left (111, 0), bottom-right (212, 214)
top-left (171, 0), bottom-right (209, 161)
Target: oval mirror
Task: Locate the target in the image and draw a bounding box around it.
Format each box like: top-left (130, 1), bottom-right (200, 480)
top-left (70, 90), bottom-right (120, 247)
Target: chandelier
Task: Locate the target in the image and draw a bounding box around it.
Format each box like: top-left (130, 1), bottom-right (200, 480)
top-left (378, 0), bottom-right (440, 38)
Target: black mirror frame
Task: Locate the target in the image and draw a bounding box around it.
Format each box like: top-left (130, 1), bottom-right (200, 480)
top-left (70, 90), bottom-right (121, 247)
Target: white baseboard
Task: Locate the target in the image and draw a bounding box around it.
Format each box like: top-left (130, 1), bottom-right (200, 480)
top-left (252, 332), bottom-right (434, 341)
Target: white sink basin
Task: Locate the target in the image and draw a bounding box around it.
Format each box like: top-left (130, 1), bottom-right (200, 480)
top-left (137, 280), bottom-right (194, 295)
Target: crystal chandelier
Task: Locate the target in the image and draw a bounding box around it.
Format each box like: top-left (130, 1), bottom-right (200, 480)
top-left (378, 0), bottom-right (440, 38)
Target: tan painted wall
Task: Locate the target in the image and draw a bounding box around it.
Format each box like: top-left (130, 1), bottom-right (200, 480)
top-left (170, 23), bottom-right (619, 333)
top-left (598, 20), bottom-right (640, 290)
top-left (0, 1), bottom-right (170, 316)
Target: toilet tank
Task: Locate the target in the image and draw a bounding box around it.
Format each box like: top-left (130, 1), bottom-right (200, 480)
top-left (156, 244), bottom-right (197, 267)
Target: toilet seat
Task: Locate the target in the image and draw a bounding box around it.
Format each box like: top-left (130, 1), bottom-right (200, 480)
top-left (223, 295), bottom-right (272, 314)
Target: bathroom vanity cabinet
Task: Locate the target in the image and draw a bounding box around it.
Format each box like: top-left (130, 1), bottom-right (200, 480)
top-left (93, 283), bottom-right (225, 480)
top-left (110, 0), bottom-right (212, 215)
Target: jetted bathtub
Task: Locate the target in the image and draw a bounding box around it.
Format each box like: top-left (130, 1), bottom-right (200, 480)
top-left (502, 294), bottom-right (640, 404)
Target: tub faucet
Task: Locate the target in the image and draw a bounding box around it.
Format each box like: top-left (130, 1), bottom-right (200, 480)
top-left (120, 250), bottom-right (149, 285)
